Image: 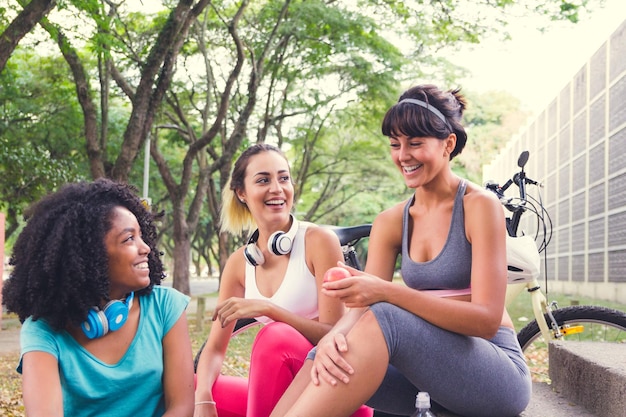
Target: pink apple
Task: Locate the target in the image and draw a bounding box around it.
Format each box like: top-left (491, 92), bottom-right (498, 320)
top-left (324, 266), bottom-right (351, 282)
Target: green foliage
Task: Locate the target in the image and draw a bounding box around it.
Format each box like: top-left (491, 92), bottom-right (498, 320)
top-left (287, 86), bottom-right (523, 226)
top-left (0, 51), bottom-right (88, 223)
top-left (0, 138), bottom-right (82, 241)
top-left (454, 89), bottom-right (530, 184)
top-left (288, 99), bottom-right (410, 227)
top-left (0, 0), bottom-right (603, 279)
top-left (0, 48), bottom-right (133, 239)
top-left (0, 51), bottom-right (85, 157)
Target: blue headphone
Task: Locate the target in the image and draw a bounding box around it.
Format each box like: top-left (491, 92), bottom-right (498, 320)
top-left (81, 292), bottom-right (135, 339)
top-left (244, 215), bottom-right (299, 266)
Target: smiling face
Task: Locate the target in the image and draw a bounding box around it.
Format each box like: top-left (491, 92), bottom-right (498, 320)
top-left (389, 134), bottom-right (455, 189)
top-left (236, 150), bottom-right (294, 226)
top-left (104, 206), bottom-right (151, 299)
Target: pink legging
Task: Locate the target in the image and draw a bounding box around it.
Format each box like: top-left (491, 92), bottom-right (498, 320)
top-left (211, 321), bottom-right (373, 417)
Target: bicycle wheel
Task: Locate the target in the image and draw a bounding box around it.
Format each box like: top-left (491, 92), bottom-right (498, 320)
top-left (517, 305), bottom-right (626, 383)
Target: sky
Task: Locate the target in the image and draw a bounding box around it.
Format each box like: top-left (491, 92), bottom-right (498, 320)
top-left (443, 0), bottom-right (626, 114)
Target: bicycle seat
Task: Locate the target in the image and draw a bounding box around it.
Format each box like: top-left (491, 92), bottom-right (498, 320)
top-left (324, 224), bottom-right (372, 246)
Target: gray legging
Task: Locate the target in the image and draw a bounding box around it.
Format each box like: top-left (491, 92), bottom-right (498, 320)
top-left (366, 302), bottom-right (532, 417)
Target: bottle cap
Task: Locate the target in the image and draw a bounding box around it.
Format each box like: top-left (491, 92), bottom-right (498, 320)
top-left (415, 391), bottom-right (431, 409)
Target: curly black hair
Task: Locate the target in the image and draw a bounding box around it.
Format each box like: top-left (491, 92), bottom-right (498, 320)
top-left (2, 178), bottom-right (165, 331)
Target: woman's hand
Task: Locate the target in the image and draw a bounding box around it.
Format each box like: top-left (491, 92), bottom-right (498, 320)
top-left (310, 330), bottom-right (355, 386)
top-left (212, 297), bottom-right (268, 327)
top-left (321, 263), bottom-right (388, 308)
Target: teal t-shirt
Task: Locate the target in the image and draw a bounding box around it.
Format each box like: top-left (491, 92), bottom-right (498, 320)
top-left (18, 286), bottom-right (189, 417)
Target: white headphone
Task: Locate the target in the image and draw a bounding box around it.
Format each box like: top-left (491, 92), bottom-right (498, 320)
top-left (244, 214), bottom-right (299, 266)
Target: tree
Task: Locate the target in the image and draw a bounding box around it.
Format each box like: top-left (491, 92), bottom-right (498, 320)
top-left (154, 0), bottom-right (409, 293)
top-left (2, 0), bottom-right (216, 293)
top-left (455, 90), bottom-right (530, 184)
top-left (0, 50), bottom-right (88, 239)
top-left (0, 0), bottom-right (604, 294)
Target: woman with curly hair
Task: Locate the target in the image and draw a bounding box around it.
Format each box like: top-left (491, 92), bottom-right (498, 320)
top-left (2, 178), bottom-right (194, 417)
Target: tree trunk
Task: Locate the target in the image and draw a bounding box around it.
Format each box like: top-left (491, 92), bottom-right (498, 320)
top-left (111, 0), bottom-right (208, 181)
top-left (36, 15), bottom-right (106, 179)
top-left (0, 0), bottom-right (56, 73)
top-left (55, 32), bottom-right (103, 179)
top-left (172, 205), bottom-right (191, 295)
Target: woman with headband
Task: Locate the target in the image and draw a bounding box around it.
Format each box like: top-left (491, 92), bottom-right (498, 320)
top-left (194, 144), bottom-right (372, 417)
top-left (271, 85), bottom-right (531, 417)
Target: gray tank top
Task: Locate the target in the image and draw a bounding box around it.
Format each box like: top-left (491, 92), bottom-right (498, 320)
top-left (401, 180), bottom-right (472, 292)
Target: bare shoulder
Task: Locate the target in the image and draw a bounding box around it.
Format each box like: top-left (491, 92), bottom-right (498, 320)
top-left (463, 181), bottom-right (501, 211)
top-left (463, 181), bottom-right (505, 232)
top-left (371, 199), bottom-right (406, 245)
top-left (303, 223), bottom-right (341, 247)
top-left (225, 246), bottom-right (247, 267)
top-left (302, 223), bottom-right (343, 273)
top-left (221, 247), bottom-right (247, 286)
top-left (374, 200), bottom-right (406, 226)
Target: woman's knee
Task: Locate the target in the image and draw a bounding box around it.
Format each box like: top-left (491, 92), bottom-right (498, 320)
top-left (251, 322), bottom-right (312, 363)
top-left (353, 309), bottom-right (387, 346)
top-left (252, 322), bottom-right (302, 351)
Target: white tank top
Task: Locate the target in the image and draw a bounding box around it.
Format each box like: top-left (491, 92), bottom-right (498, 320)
top-left (244, 221), bottom-right (319, 324)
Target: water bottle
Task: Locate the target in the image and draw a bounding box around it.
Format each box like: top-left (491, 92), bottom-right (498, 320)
top-left (410, 391), bottom-right (436, 417)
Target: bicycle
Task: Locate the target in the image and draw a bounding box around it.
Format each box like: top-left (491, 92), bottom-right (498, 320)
top-left (486, 150), bottom-right (626, 384)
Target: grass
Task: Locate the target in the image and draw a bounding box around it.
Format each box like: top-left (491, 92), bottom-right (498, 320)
top-left (506, 289), bottom-right (626, 333)
top-left (1, 291), bottom-right (625, 416)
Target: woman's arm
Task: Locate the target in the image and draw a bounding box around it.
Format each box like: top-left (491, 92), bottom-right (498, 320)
top-left (268, 225), bottom-right (345, 344)
top-left (21, 351), bottom-right (63, 416)
top-left (162, 312), bottom-right (195, 417)
top-left (320, 203), bottom-right (404, 308)
top-left (210, 226), bottom-right (346, 345)
top-left (308, 206), bottom-right (404, 385)
top-left (193, 251), bottom-right (244, 416)
top-left (327, 187), bottom-right (508, 339)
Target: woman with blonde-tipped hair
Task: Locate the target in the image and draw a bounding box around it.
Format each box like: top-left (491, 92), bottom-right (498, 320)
top-left (194, 144), bottom-right (372, 417)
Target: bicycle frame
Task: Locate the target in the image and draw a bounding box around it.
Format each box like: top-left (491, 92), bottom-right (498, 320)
top-left (506, 280), bottom-right (557, 341)
top-left (496, 151), bottom-right (571, 343)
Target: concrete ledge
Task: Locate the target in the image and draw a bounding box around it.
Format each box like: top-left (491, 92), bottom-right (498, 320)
top-left (549, 341), bottom-right (626, 417)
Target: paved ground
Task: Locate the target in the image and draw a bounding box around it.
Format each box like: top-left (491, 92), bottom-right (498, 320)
top-left (0, 326), bottom-right (20, 354)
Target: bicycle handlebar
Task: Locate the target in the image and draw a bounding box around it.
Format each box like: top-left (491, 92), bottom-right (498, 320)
top-left (485, 150), bottom-right (552, 251)
top-left (486, 152), bottom-right (541, 211)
